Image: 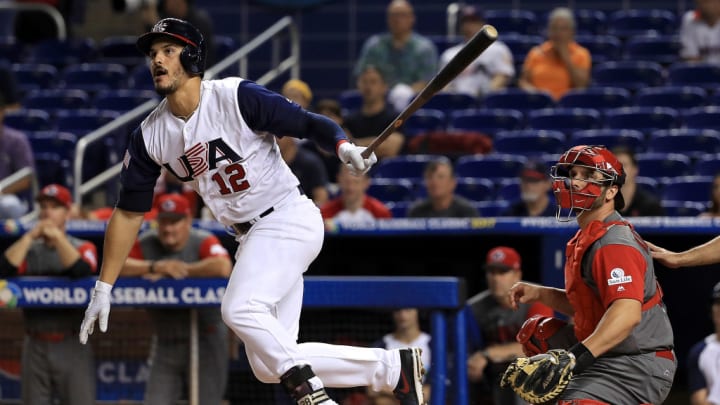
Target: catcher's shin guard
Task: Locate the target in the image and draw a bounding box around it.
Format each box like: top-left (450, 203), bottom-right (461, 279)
top-left (280, 365), bottom-right (337, 405)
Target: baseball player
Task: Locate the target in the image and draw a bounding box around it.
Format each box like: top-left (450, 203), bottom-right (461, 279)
top-left (687, 281), bottom-right (720, 405)
top-left (0, 184), bottom-right (98, 405)
top-left (120, 193), bottom-right (232, 405)
top-left (78, 18), bottom-right (425, 405)
top-left (506, 145), bottom-right (675, 404)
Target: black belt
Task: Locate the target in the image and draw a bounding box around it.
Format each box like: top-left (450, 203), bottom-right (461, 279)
top-left (232, 185), bottom-right (304, 235)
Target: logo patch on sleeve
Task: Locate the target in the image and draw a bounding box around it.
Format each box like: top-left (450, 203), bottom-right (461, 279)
top-left (607, 268), bottom-right (632, 285)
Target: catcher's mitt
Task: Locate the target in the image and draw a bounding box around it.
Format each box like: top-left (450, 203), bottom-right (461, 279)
top-left (500, 349), bottom-right (576, 404)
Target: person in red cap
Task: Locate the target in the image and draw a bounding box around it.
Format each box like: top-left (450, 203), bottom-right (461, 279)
top-left (0, 183), bottom-right (98, 405)
top-left (507, 145), bottom-right (676, 404)
top-left (501, 160), bottom-right (556, 217)
top-left (465, 246), bottom-right (553, 405)
top-left (119, 193), bottom-right (232, 404)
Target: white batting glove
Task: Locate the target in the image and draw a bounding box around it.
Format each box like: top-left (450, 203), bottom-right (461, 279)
top-left (79, 280), bottom-right (113, 344)
top-left (337, 142), bottom-right (378, 175)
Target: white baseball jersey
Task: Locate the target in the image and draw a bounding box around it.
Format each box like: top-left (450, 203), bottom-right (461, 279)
top-left (680, 10), bottom-right (720, 66)
top-left (439, 40), bottom-right (515, 97)
top-left (118, 78), bottom-right (345, 226)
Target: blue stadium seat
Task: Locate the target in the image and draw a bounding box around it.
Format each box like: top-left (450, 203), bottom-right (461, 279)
top-left (23, 89), bottom-right (90, 115)
top-left (710, 92), bottom-right (720, 106)
top-left (60, 63), bottom-right (128, 92)
top-left (455, 177), bottom-right (495, 202)
top-left (527, 108), bottom-right (602, 135)
top-left (661, 176), bottom-right (714, 202)
top-left (575, 35), bottom-right (622, 64)
top-left (648, 129), bottom-right (720, 155)
top-left (608, 9), bottom-right (676, 37)
top-left (502, 34), bottom-right (543, 62)
top-left (4, 109), bottom-right (53, 131)
top-left (662, 200), bottom-right (708, 216)
top-left (684, 106), bottom-right (720, 129)
top-left (636, 176), bottom-right (661, 197)
top-left (575, 9), bottom-right (607, 35)
top-left (423, 93), bottom-right (477, 113)
top-left (636, 153), bottom-right (693, 178)
top-left (11, 63), bottom-right (57, 94)
top-left (34, 152), bottom-right (73, 187)
top-left (592, 61), bottom-right (665, 90)
top-left (338, 90), bottom-right (362, 112)
top-left (493, 130), bottom-right (567, 155)
top-left (604, 107), bottom-right (679, 134)
top-left (455, 154), bottom-right (527, 180)
top-left (366, 178), bottom-right (415, 203)
top-left (214, 35), bottom-right (236, 62)
top-left (370, 154), bottom-right (442, 181)
top-left (26, 131), bottom-right (77, 161)
top-left (623, 35), bottom-right (681, 65)
top-left (483, 89), bottom-right (555, 112)
top-left (94, 89), bottom-right (158, 112)
top-left (473, 200), bottom-right (511, 217)
top-left (98, 36), bottom-right (146, 68)
top-left (27, 38), bottom-right (97, 68)
top-left (385, 201), bottom-right (412, 218)
top-left (130, 63), bottom-right (153, 90)
top-left (695, 154), bottom-right (720, 176)
top-left (484, 9), bottom-right (539, 35)
top-left (558, 87), bottom-right (631, 109)
top-left (497, 179), bottom-right (521, 201)
top-left (570, 129), bottom-right (646, 152)
top-left (668, 63), bottom-right (720, 88)
top-left (55, 109), bottom-right (120, 136)
top-left (402, 109), bottom-right (446, 137)
top-left (448, 108), bottom-right (524, 135)
top-left (634, 86), bottom-right (707, 110)
top-left (0, 38), bottom-right (26, 63)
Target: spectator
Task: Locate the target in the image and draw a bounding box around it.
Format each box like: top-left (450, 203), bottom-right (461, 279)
top-left (0, 91), bottom-right (35, 219)
top-left (345, 65), bottom-right (405, 159)
top-left (120, 193), bottom-right (232, 405)
top-left (282, 78), bottom-right (313, 110)
top-left (680, 0), bottom-right (720, 66)
top-left (518, 7), bottom-right (591, 100)
top-left (700, 173), bottom-right (720, 217)
top-left (371, 308), bottom-right (432, 403)
top-left (304, 98), bottom-right (348, 182)
top-left (688, 281), bottom-right (720, 405)
top-left (354, 0), bottom-right (438, 111)
top-left (440, 5), bottom-right (514, 98)
top-left (278, 136), bottom-right (330, 207)
top-left (0, 184), bottom-right (98, 405)
top-left (501, 160), bottom-right (556, 217)
top-left (142, 0), bottom-right (217, 66)
top-left (466, 246), bottom-right (554, 405)
top-left (612, 147), bottom-right (665, 217)
top-left (407, 157), bottom-right (479, 218)
top-left (320, 163), bottom-right (392, 228)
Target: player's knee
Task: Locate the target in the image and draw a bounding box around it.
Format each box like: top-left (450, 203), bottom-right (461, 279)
top-left (249, 362), bottom-right (278, 384)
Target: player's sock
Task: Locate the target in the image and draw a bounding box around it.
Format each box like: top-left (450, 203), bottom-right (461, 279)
top-left (280, 364), bottom-right (338, 405)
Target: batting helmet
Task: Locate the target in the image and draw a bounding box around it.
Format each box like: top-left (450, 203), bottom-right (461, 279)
top-left (136, 18), bottom-right (206, 77)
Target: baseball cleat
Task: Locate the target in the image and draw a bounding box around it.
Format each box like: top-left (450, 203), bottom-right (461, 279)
top-left (393, 347), bottom-right (426, 405)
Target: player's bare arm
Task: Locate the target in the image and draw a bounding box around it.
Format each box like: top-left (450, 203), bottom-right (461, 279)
top-left (186, 256), bottom-right (232, 277)
top-left (509, 281), bottom-right (574, 316)
top-left (100, 209), bottom-right (146, 285)
top-left (648, 237), bottom-right (720, 269)
top-left (582, 298), bottom-right (641, 357)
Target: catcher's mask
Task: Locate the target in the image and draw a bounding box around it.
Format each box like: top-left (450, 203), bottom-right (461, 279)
top-left (550, 145), bottom-right (625, 222)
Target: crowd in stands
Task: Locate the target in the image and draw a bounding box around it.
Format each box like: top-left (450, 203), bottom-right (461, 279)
top-left (2, 0), bottom-right (720, 221)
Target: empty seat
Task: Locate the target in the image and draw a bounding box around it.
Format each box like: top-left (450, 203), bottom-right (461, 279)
top-left (129, 63), bottom-right (153, 90)
top-left (592, 61), bottom-right (665, 90)
top-left (484, 9), bottom-right (539, 35)
top-left (668, 63), bottom-right (720, 87)
top-left (455, 154), bottom-right (527, 179)
top-left (648, 129), bottom-right (720, 155)
top-left (483, 89), bottom-right (555, 112)
top-left (497, 179), bottom-right (521, 201)
top-left (502, 34), bottom-right (543, 62)
top-left (98, 36), bottom-right (146, 68)
top-left (366, 178), bottom-right (415, 203)
top-left (558, 87), bottom-right (630, 109)
top-left (214, 35), bottom-right (236, 62)
top-left (370, 154), bottom-right (442, 181)
top-left (636, 152), bottom-right (693, 178)
top-left (61, 63), bottom-right (128, 92)
top-left (23, 89), bottom-right (90, 114)
top-left (4, 109), bottom-right (53, 131)
top-left (385, 201), bottom-right (412, 218)
top-left (661, 176), bottom-right (714, 202)
top-left (604, 107), bottom-right (679, 133)
top-left (634, 86), bottom-right (707, 110)
top-left (402, 109), bottom-right (446, 136)
top-left (575, 9), bottom-right (608, 35)
top-left (493, 130), bottom-right (567, 155)
top-left (455, 177), bottom-right (495, 201)
top-left (527, 108), bottom-right (601, 134)
top-left (94, 89), bottom-right (158, 112)
top-left (624, 35), bottom-right (681, 65)
top-left (575, 35), bottom-right (622, 64)
top-left (423, 93), bottom-right (477, 113)
top-left (55, 109), bottom-right (120, 136)
top-left (448, 108), bottom-right (523, 134)
top-left (34, 152), bottom-right (72, 187)
top-left (472, 200), bottom-right (510, 217)
top-left (662, 200), bottom-right (707, 216)
top-left (0, 37), bottom-right (26, 63)
top-left (27, 38), bottom-right (97, 68)
top-left (608, 9), bottom-right (676, 37)
top-left (27, 131), bottom-right (77, 161)
top-left (570, 129), bottom-right (645, 152)
top-left (695, 154), bottom-right (720, 176)
top-left (11, 63), bottom-right (57, 93)
top-left (684, 106), bottom-right (720, 129)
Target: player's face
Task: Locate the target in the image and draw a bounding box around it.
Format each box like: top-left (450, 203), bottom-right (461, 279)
top-left (157, 216), bottom-right (191, 251)
top-left (38, 200), bottom-right (68, 228)
top-left (357, 68), bottom-right (387, 102)
top-left (148, 41), bottom-right (188, 96)
top-left (387, 1), bottom-right (414, 36)
top-left (392, 308), bottom-right (419, 330)
top-left (520, 178), bottom-right (550, 203)
top-left (548, 16), bottom-right (574, 44)
top-left (337, 166), bottom-right (369, 201)
top-left (486, 268), bottom-right (521, 302)
top-left (424, 164), bottom-right (456, 200)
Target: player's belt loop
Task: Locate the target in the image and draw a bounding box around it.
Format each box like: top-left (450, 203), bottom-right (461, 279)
top-left (231, 186), bottom-right (305, 235)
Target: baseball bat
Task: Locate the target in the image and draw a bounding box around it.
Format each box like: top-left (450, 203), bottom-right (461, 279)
top-left (361, 24), bottom-right (498, 159)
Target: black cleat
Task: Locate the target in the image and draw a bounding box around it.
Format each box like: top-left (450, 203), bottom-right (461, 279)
top-left (393, 347), bottom-right (426, 405)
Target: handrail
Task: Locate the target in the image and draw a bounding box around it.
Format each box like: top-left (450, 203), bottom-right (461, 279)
top-left (0, 1), bottom-right (66, 40)
top-left (0, 166), bottom-right (39, 222)
top-left (72, 16), bottom-right (299, 207)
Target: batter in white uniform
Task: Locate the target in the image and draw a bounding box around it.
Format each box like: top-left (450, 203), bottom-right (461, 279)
top-left (78, 18), bottom-right (426, 405)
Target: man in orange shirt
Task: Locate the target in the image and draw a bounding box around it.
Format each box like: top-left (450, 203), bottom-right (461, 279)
top-left (518, 7), bottom-right (591, 100)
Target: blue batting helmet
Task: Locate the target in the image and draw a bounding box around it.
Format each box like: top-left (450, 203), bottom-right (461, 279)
top-left (136, 18), bottom-right (206, 77)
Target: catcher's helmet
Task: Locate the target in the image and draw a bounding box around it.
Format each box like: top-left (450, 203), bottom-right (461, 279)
top-left (136, 18), bottom-right (206, 77)
top-left (550, 145), bottom-right (626, 220)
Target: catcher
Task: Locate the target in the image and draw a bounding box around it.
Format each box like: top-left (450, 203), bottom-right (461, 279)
top-left (501, 145), bottom-right (676, 405)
